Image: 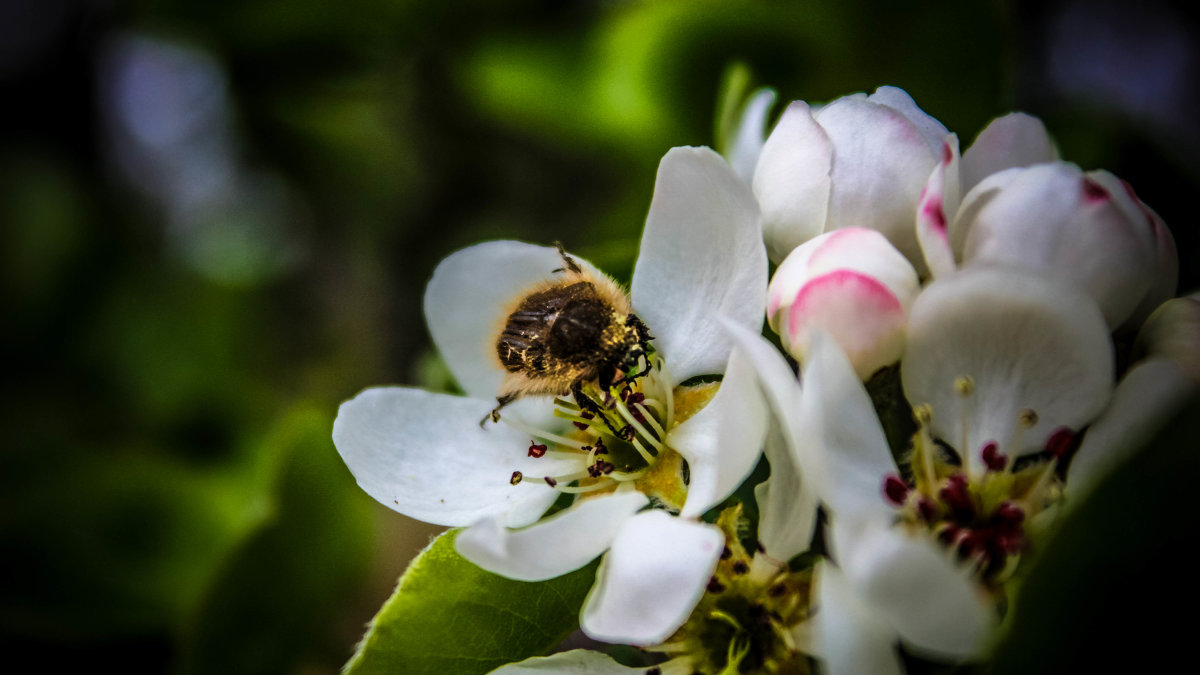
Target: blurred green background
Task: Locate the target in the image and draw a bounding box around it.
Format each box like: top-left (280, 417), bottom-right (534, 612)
top-left (2, 0), bottom-right (1197, 673)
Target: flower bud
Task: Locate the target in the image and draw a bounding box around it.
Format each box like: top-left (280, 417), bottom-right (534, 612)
top-left (1133, 293), bottom-right (1200, 383)
top-left (753, 86), bottom-right (947, 264)
top-left (767, 228), bottom-right (919, 379)
top-left (958, 162), bottom-right (1177, 329)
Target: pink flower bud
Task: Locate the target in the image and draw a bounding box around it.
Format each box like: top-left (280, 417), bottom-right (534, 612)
top-left (767, 228), bottom-right (918, 379)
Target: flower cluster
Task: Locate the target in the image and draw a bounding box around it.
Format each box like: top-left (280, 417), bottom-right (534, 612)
top-left (333, 86), bottom-right (1197, 674)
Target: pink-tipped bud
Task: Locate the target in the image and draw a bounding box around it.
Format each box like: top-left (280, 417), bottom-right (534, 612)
top-left (767, 228), bottom-right (919, 379)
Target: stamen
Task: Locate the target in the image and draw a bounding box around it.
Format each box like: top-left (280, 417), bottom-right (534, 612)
top-left (614, 396), bottom-right (665, 453)
top-left (1045, 427), bottom-right (1075, 459)
top-left (1005, 407), bottom-right (1038, 459)
top-left (510, 471), bottom-right (523, 485)
top-left (636, 402), bottom-right (667, 439)
top-left (954, 376), bottom-right (975, 475)
top-left (527, 441), bottom-right (548, 458)
top-left (883, 474), bottom-right (910, 505)
top-left (981, 441), bottom-right (1007, 472)
top-left (1019, 408), bottom-right (1039, 428)
top-left (500, 415), bottom-right (591, 451)
top-left (914, 404), bottom-right (938, 487)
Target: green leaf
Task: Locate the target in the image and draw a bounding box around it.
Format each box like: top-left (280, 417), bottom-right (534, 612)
top-left (345, 529), bottom-right (599, 675)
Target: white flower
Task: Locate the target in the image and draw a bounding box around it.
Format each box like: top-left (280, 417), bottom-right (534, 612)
top-left (753, 86), bottom-right (948, 264)
top-left (735, 265), bottom-right (1176, 668)
top-left (767, 227), bottom-right (919, 380)
top-left (333, 146), bottom-right (770, 645)
top-left (916, 138), bottom-right (1176, 329)
top-left (493, 328), bottom-right (822, 674)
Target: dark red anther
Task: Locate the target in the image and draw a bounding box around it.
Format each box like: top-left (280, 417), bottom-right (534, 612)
top-left (883, 474), bottom-right (910, 505)
top-left (544, 476), bottom-right (558, 487)
top-left (938, 525), bottom-right (960, 545)
top-left (628, 392), bottom-right (645, 406)
top-left (595, 460), bottom-right (614, 475)
top-left (593, 438), bottom-right (608, 454)
top-left (574, 410), bottom-right (595, 430)
top-left (707, 576), bottom-right (725, 594)
top-left (981, 441), bottom-right (1007, 471)
top-left (1082, 177), bottom-right (1109, 203)
top-left (510, 471), bottom-right (523, 485)
top-left (527, 441), bottom-right (548, 458)
top-left (918, 497), bottom-right (939, 523)
top-left (587, 464), bottom-right (603, 478)
top-left (939, 475), bottom-right (974, 518)
top-left (1045, 427), bottom-right (1076, 459)
top-left (957, 531), bottom-right (982, 559)
top-left (992, 501), bottom-right (1025, 528)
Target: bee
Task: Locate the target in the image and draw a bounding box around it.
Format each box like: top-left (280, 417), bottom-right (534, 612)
top-left (484, 243), bottom-right (653, 428)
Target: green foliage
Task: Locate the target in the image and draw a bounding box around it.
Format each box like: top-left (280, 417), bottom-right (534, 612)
top-left (345, 530), bottom-right (598, 675)
top-left (179, 404), bottom-right (375, 675)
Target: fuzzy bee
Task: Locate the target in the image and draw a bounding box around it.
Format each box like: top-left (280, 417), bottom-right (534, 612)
top-left (484, 244), bottom-right (653, 426)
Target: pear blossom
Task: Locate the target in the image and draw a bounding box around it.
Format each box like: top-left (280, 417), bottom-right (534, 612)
top-left (916, 153), bottom-right (1177, 329)
top-left (733, 264), bottom-right (1184, 665)
top-left (767, 227), bottom-right (919, 380)
top-left (753, 85), bottom-right (948, 264)
top-left (490, 332), bottom-right (823, 674)
top-left (334, 146), bottom-right (770, 646)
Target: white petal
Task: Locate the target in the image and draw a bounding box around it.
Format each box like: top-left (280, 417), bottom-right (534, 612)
top-left (902, 269), bottom-right (1114, 466)
top-left (960, 112), bottom-right (1057, 193)
top-left (632, 146), bottom-right (767, 386)
top-left (581, 511), bottom-right (723, 645)
top-left (487, 650), bottom-right (645, 674)
top-left (796, 331), bottom-right (899, 525)
top-left (866, 86), bottom-right (950, 155)
top-left (948, 166), bottom-right (1023, 259)
top-left (720, 320), bottom-right (819, 560)
top-left (424, 240), bottom-right (606, 401)
top-left (816, 95), bottom-right (941, 266)
top-left (833, 516), bottom-right (994, 658)
top-left (752, 101), bottom-right (833, 261)
top-left (672, 344), bottom-right (769, 518)
top-left (815, 561), bottom-right (904, 675)
top-left (1134, 294), bottom-right (1200, 380)
top-left (456, 490), bottom-right (648, 582)
top-left (754, 424), bottom-right (819, 562)
top-left (916, 135), bottom-right (961, 280)
top-left (1087, 171), bottom-right (1179, 330)
top-left (333, 387), bottom-right (574, 527)
top-left (728, 87), bottom-right (778, 185)
top-left (961, 163), bottom-right (1157, 327)
top-left (1067, 358), bottom-right (1195, 498)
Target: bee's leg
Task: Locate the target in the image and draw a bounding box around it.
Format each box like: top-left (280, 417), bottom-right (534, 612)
top-left (571, 383), bottom-right (629, 439)
top-left (552, 241), bottom-right (583, 275)
top-left (481, 393), bottom-right (518, 427)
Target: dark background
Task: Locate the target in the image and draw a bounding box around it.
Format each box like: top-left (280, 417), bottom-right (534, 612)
top-left (2, 0), bottom-right (1196, 672)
